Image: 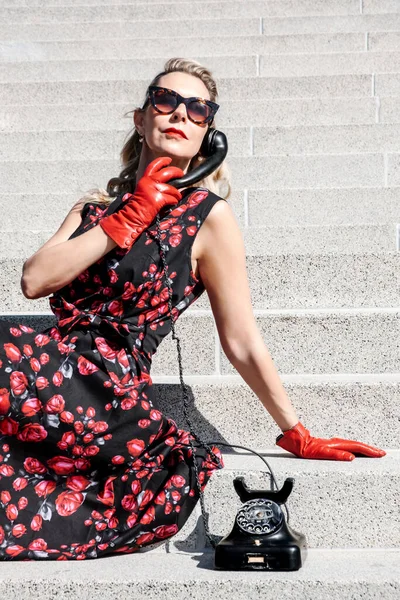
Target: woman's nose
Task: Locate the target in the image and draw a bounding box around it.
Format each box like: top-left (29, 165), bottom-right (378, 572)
top-left (172, 102), bottom-right (187, 119)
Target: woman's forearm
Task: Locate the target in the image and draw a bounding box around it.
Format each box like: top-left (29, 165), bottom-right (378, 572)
top-left (21, 225), bottom-right (117, 300)
top-left (225, 329), bottom-right (299, 433)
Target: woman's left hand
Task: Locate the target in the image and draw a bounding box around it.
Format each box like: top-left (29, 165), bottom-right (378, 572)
top-left (276, 421), bottom-right (386, 461)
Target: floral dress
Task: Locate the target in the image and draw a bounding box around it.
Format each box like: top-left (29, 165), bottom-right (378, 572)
top-left (0, 187), bottom-right (225, 561)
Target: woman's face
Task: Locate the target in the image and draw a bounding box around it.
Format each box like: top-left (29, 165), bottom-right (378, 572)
top-left (134, 71), bottom-right (211, 178)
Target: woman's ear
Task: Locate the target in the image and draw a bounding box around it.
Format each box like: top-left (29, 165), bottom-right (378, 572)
top-left (133, 108), bottom-right (145, 137)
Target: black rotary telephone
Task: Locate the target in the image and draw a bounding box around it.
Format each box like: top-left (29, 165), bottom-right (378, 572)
top-left (157, 127), bottom-right (307, 571)
top-left (213, 476), bottom-right (307, 571)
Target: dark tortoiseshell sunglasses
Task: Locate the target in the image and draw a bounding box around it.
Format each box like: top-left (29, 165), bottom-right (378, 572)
top-left (142, 85), bottom-right (219, 125)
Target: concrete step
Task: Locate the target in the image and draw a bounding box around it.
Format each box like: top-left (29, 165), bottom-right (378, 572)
top-left (4, 251), bottom-right (400, 311)
top-left (0, 0), bottom-right (396, 11)
top-left (1, 153), bottom-right (395, 191)
top-left (259, 50), bottom-right (400, 77)
top-left (1, 185), bottom-right (399, 229)
top-left (91, 307), bottom-right (400, 375)
top-left (150, 374), bottom-right (400, 449)
top-left (0, 17), bottom-right (261, 42)
top-left (2, 12), bottom-right (400, 43)
top-left (0, 191), bottom-right (245, 231)
top-left (2, 224), bottom-right (398, 255)
top-left (3, 0), bottom-right (231, 4)
top-left (0, 96), bottom-right (382, 130)
top-left (0, 1), bottom-right (366, 25)
top-left (0, 0), bottom-right (231, 3)
top-left (3, 0), bottom-right (244, 4)
top-left (6, 122), bottom-right (400, 159)
top-left (246, 187), bottom-right (400, 227)
top-left (4, 50), bottom-right (400, 81)
top-left (262, 12), bottom-right (400, 35)
top-left (0, 33), bottom-right (371, 62)
top-left (254, 122), bottom-right (400, 155)
top-left (0, 74), bottom-right (376, 105)
top-left (3, 31), bottom-right (400, 61)
top-left (244, 224), bottom-right (398, 253)
top-left (0, 547), bottom-right (398, 598)
top-left (0, 55), bottom-right (259, 82)
top-left (0, 128), bottom-right (252, 159)
top-left (1, 309), bottom-right (399, 375)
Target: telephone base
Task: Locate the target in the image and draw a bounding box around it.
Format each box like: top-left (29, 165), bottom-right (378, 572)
top-left (214, 523), bottom-right (307, 571)
top-left (214, 534), bottom-right (307, 571)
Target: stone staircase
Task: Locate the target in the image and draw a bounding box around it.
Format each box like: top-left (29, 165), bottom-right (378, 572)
top-left (0, 0), bottom-right (399, 597)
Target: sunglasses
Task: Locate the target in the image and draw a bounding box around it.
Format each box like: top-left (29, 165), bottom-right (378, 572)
top-left (143, 85), bottom-right (219, 125)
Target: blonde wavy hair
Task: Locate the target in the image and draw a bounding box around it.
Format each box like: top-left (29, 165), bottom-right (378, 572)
top-left (79, 57), bottom-right (232, 207)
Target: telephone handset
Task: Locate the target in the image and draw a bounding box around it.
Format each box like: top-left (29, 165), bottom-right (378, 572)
top-left (166, 127), bottom-right (228, 190)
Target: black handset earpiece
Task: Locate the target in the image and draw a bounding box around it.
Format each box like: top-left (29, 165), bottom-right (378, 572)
top-left (167, 127), bottom-right (228, 190)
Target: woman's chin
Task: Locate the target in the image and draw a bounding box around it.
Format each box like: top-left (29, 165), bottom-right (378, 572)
top-left (155, 150), bottom-right (189, 163)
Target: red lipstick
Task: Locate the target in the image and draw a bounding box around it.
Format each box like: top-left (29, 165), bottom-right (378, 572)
top-left (163, 128), bottom-right (188, 139)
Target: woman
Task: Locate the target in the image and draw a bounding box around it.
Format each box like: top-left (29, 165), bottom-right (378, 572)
top-left (1, 58), bottom-right (385, 561)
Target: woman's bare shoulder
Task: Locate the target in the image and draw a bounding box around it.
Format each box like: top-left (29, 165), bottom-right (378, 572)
top-left (194, 197), bottom-right (241, 262)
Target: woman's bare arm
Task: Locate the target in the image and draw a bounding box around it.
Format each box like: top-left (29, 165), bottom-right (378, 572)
top-left (196, 200), bottom-right (299, 432)
top-left (21, 201), bottom-right (117, 300)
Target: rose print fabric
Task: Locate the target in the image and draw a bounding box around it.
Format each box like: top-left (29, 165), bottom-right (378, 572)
top-left (0, 187), bottom-right (225, 561)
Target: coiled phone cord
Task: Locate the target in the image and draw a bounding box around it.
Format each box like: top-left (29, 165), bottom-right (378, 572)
top-left (155, 214), bottom-right (290, 551)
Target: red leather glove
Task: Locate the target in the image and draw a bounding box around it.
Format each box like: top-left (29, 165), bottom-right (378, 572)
top-left (276, 421), bottom-right (386, 461)
top-left (100, 156), bottom-right (184, 250)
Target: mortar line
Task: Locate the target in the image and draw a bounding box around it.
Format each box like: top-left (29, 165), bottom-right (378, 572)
top-left (375, 95), bottom-right (380, 124)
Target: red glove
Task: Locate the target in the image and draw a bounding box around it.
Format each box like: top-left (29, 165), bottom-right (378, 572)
top-left (276, 421), bottom-right (386, 461)
top-left (100, 156), bottom-right (184, 250)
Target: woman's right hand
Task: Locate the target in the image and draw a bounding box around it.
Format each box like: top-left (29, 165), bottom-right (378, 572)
top-left (276, 421), bottom-right (386, 460)
top-left (100, 157), bottom-right (184, 250)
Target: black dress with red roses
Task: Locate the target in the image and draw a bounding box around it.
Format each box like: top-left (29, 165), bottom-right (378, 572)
top-left (0, 187), bottom-right (226, 561)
